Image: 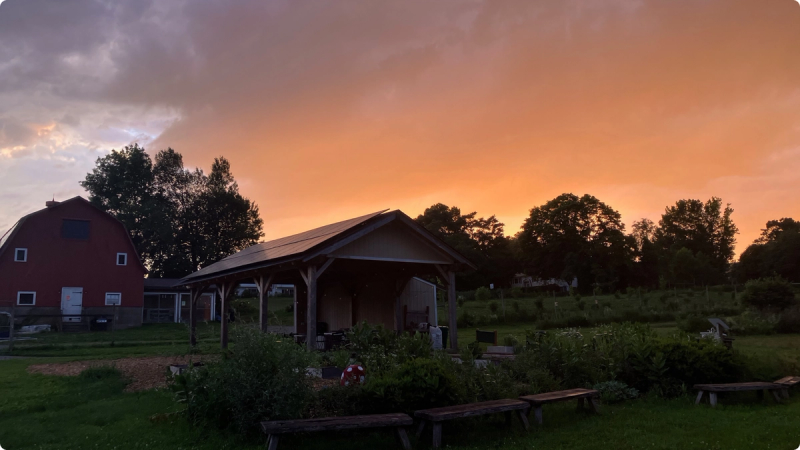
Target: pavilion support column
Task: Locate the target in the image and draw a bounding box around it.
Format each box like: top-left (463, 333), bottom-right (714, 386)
top-left (395, 277), bottom-right (410, 332)
top-left (218, 282), bottom-right (235, 349)
top-left (255, 274), bottom-right (275, 333)
top-left (447, 270), bottom-right (458, 351)
top-left (306, 265), bottom-right (318, 351)
top-left (188, 287), bottom-right (203, 347)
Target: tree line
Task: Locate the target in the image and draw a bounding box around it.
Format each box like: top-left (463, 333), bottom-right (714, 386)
top-left (80, 145), bottom-right (797, 288)
top-left (415, 194), bottom-right (798, 293)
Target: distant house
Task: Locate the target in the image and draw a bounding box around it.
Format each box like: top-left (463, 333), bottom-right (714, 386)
top-left (511, 273), bottom-right (577, 292)
top-left (0, 197), bottom-right (147, 328)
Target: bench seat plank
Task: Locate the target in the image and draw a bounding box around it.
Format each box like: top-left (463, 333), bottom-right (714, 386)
top-left (694, 382), bottom-right (781, 392)
top-left (520, 388), bottom-right (599, 405)
top-left (775, 376), bottom-right (800, 387)
top-left (261, 413), bottom-right (412, 434)
top-left (414, 399), bottom-right (529, 422)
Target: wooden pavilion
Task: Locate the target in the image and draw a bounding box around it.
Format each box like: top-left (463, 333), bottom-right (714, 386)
top-left (178, 210), bottom-right (475, 351)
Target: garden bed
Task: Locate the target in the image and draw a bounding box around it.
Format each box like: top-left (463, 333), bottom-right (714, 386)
top-left (27, 355), bottom-right (217, 392)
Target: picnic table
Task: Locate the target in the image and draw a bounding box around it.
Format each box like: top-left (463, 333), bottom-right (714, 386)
top-left (415, 399), bottom-right (530, 448)
top-left (694, 382), bottom-right (783, 407)
top-left (261, 413), bottom-right (413, 450)
top-left (519, 388), bottom-right (600, 425)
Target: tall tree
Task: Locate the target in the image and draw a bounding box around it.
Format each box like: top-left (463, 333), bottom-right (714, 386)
top-left (81, 146), bottom-right (263, 277)
top-left (736, 217), bottom-right (800, 282)
top-left (630, 218), bottom-right (660, 288)
top-left (415, 204), bottom-right (516, 289)
top-left (655, 197), bottom-right (738, 282)
top-left (518, 193), bottom-right (632, 293)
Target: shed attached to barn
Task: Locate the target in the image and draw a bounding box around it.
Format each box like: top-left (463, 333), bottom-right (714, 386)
top-left (179, 209), bottom-right (474, 350)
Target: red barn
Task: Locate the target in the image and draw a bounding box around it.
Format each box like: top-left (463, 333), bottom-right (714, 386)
top-left (0, 197), bottom-right (146, 329)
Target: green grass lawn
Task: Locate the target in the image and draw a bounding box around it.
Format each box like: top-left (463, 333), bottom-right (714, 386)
top-left (1, 354), bottom-right (799, 450)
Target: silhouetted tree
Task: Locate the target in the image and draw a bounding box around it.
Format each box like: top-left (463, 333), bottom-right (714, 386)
top-left (81, 145), bottom-right (263, 277)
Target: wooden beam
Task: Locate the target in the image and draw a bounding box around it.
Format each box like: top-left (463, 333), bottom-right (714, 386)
top-left (316, 257), bottom-right (336, 278)
top-left (306, 265), bottom-right (318, 351)
top-left (255, 274), bottom-right (275, 333)
top-left (188, 286), bottom-right (205, 347)
top-left (447, 270), bottom-right (458, 351)
top-left (218, 282), bottom-right (236, 349)
top-left (434, 264), bottom-right (448, 281)
top-left (298, 268), bottom-right (309, 286)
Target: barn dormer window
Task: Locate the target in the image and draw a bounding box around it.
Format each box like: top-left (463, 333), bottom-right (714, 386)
top-left (14, 248), bottom-right (27, 262)
top-left (117, 253), bottom-right (128, 266)
top-left (61, 219), bottom-right (90, 239)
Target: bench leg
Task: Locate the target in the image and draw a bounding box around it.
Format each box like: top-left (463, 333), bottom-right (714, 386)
top-left (589, 397), bottom-right (600, 414)
top-left (432, 423), bottom-right (442, 449)
top-left (518, 409), bottom-right (531, 431)
top-left (709, 392), bottom-right (718, 407)
top-left (771, 390), bottom-right (782, 403)
top-left (395, 427), bottom-right (412, 450)
top-left (416, 420), bottom-right (427, 438)
top-left (695, 390), bottom-right (705, 405)
top-left (266, 435), bottom-right (279, 450)
top-left (533, 406), bottom-right (543, 425)
top-left (577, 397), bottom-right (585, 411)
top-left (782, 388), bottom-right (790, 400)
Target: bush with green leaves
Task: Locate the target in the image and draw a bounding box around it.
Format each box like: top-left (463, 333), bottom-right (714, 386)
top-left (489, 301), bottom-right (499, 313)
top-left (593, 381), bottom-right (639, 403)
top-left (173, 328), bottom-right (316, 438)
top-left (363, 358), bottom-right (460, 414)
top-left (741, 277), bottom-right (796, 312)
top-left (510, 287), bottom-right (524, 298)
top-left (475, 286), bottom-right (492, 302)
top-left (777, 306), bottom-right (800, 333)
top-left (678, 316), bottom-right (712, 333)
top-left (728, 310), bottom-right (777, 335)
top-left (345, 321), bottom-right (432, 376)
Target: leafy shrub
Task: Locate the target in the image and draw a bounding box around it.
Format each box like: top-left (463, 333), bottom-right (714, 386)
top-left (534, 298), bottom-right (544, 311)
top-left (489, 301), bottom-right (499, 313)
top-left (593, 381), bottom-right (639, 403)
top-left (458, 310), bottom-right (476, 328)
top-left (511, 287), bottom-right (524, 298)
top-left (284, 303), bottom-right (294, 313)
top-left (309, 385), bottom-right (366, 418)
top-left (475, 286), bottom-right (492, 302)
top-left (230, 299), bottom-right (259, 320)
top-left (728, 310), bottom-right (777, 335)
top-left (346, 322), bottom-right (431, 376)
top-left (777, 306), bottom-right (800, 334)
top-left (174, 328), bottom-right (315, 438)
top-left (576, 299), bottom-right (585, 311)
top-left (678, 316), bottom-right (712, 333)
top-left (741, 277), bottom-right (796, 312)
top-left (363, 358), bottom-right (460, 414)
top-left (512, 301), bottom-right (521, 313)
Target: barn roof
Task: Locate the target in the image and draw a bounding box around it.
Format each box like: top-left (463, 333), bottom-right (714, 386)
top-left (180, 209), bottom-right (475, 285)
top-left (0, 196), bottom-right (147, 273)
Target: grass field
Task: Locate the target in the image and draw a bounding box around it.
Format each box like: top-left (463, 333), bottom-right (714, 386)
top-left (2, 289), bottom-right (799, 449)
top-left (1, 351), bottom-right (799, 450)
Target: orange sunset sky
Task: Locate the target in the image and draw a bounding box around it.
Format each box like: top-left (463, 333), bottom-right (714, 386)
top-left (1, 0), bottom-right (800, 255)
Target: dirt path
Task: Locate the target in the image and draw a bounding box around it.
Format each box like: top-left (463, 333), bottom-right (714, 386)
top-left (27, 355), bottom-right (216, 392)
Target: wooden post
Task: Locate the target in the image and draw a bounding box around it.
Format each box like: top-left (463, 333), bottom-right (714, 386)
top-left (218, 282), bottom-right (234, 349)
top-left (189, 287), bottom-right (203, 347)
top-left (306, 265), bottom-right (318, 351)
top-left (255, 274), bottom-right (274, 333)
top-left (447, 270), bottom-right (458, 351)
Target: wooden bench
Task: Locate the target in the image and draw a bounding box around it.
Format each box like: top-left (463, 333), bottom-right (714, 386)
top-left (261, 413), bottom-right (413, 450)
top-left (775, 376), bottom-right (800, 399)
top-left (694, 382), bottom-right (783, 407)
top-left (519, 388), bottom-right (600, 425)
top-left (414, 399), bottom-right (530, 448)
top-left (476, 329), bottom-right (498, 345)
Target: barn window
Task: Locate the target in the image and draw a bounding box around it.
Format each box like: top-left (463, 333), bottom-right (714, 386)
top-left (17, 291), bottom-right (35, 306)
top-left (117, 253), bottom-right (128, 266)
top-left (61, 219), bottom-right (90, 239)
top-left (14, 248), bottom-right (27, 262)
top-left (105, 293), bottom-right (122, 306)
